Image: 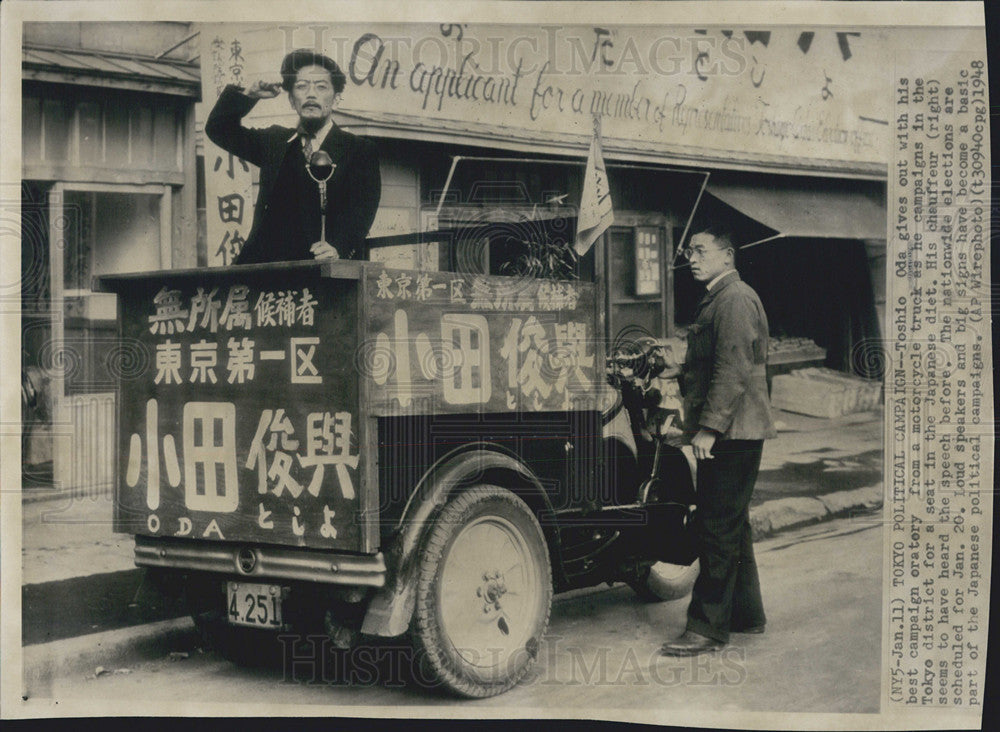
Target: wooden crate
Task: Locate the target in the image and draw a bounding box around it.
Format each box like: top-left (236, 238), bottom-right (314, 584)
top-left (794, 368), bottom-right (883, 411)
top-left (771, 368), bottom-right (882, 418)
top-left (771, 373), bottom-right (852, 418)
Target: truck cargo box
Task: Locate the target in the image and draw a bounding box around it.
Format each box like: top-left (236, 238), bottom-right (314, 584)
top-left (98, 261), bottom-right (601, 555)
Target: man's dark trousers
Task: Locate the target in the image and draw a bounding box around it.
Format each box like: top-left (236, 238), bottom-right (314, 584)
top-left (686, 438), bottom-right (766, 643)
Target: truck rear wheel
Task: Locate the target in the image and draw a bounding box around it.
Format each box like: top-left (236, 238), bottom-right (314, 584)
top-left (412, 485), bottom-right (552, 697)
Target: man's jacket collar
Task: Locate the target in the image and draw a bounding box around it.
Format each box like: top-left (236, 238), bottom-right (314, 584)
top-left (286, 117), bottom-right (337, 146)
top-left (288, 120), bottom-right (348, 162)
top-left (259, 119), bottom-right (348, 203)
top-left (696, 270), bottom-right (740, 311)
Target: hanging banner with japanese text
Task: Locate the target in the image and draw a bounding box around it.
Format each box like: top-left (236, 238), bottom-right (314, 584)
top-left (193, 21), bottom-right (945, 256)
top-left (199, 30), bottom-right (255, 266)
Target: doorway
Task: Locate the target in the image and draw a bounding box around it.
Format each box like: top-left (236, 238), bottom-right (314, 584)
top-left (22, 181), bottom-right (171, 491)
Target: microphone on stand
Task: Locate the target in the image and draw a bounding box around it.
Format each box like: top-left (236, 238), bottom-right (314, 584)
top-left (306, 150), bottom-right (336, 246)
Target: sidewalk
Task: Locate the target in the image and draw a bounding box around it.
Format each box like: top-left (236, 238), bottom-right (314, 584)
top-left (20, 406), bottom-right (884, 647)
top-left (752, 407), bottom-right (882, 539)
top-left (757, 407), bottom-right (883, 501)
top-left (21, 491), bottom-right (187, 646)
top-left (22, 491), bottom-right (133, 586)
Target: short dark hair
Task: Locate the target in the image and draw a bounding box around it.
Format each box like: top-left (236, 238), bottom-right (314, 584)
top-left (693, 225), bottom-right (735, 251)
top-left (280, 49), bottom-right (346, 93)
top-left (692, 225), bottom-right (738, 265)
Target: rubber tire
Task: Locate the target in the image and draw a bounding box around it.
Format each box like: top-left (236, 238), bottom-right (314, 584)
top-left (412, 485), bottom-right (552, 698)
top-left (630, 559), bottom-right (700, 602)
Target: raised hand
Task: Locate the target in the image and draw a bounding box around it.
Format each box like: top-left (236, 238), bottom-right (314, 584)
top-left (245, 80), bottom-right (283, 99)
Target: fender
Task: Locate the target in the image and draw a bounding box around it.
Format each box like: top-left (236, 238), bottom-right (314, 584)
top-left (361, 443), bottom-right (557, 637)
top-left (601, 385), bottom-right (638, 459)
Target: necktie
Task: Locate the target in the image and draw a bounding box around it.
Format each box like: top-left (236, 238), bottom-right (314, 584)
top-left (302, 133), bottom-right (314, 160)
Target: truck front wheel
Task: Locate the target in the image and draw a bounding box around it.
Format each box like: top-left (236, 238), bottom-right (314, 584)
top-left (412, 485), bottom-right (552, 697)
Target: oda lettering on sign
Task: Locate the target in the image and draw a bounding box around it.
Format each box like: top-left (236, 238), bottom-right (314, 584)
top-left (126, 400), bottom-right (356, 543)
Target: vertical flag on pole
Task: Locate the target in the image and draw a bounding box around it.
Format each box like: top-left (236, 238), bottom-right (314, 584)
top-left (574, 114), bottom-right (614, 256)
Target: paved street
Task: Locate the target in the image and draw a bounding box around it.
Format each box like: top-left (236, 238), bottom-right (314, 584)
top-left (23, 515), bottom-right (882, 715)
top-left (21, 493), bottom-right (184, 645)
top-left (22, 491), bottom-right (131, 586)
top-left (754, 409), bottom-right (882, 505)
top-left (20, 408), bottom-right (882, 646)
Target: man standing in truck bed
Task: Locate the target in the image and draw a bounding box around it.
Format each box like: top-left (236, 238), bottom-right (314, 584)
top-left (206, 48), bottom-right (381, 264)
top-left (660, 225), bottom-right (777, 657)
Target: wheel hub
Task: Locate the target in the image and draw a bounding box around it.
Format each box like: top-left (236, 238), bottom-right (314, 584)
top-left (476, 570), bottom-right (508, 612)
top-left (437, 515), bottom-right (541, 664)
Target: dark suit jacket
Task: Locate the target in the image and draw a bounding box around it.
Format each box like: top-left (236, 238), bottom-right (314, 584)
top-left (206, 84), bottom-right (381, 264)
top-left (680, 270), bottom-right (777, 441)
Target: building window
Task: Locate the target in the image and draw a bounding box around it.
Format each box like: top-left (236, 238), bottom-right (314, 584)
top-left (60, 189), bottom-right (166, 316)
top-left (603, 218), bottom-right (672, 343)
top-left (22, 182), bottom-right (171, 489)
top-left (47, 183), bottom-right (170, 395)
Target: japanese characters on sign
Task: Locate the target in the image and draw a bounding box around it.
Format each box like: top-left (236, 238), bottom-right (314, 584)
top-left (147, 284), bottom-right (321, 385)
top-left (119, 267), bottom-right (599, 548)
top-left (119, 275), bottom-right (360, 549)
top-left (201, 32), bottom-right (254, 266)
top-left (124, 398), bottom-right (355, 543)
top-left (366, 268), bottom-right (599, 414)
top-left (634, 228), bottom-right (661, 296)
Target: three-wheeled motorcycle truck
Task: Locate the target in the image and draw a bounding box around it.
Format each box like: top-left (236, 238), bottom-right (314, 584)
top-left (97, 257), bottom-right (697, 697)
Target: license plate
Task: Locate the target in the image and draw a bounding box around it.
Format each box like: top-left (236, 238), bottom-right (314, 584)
top-left (227, 582), bottom-right (283, 628)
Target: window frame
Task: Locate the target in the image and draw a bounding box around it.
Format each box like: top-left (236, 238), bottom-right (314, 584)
top-left (596, 211), bottom-right (674, 343)
top-left (48, 181), bottom-right (171, 400)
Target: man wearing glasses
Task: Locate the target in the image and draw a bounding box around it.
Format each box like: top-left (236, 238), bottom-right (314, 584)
top-left (206, 49), bottom-right (381, 265)
top-left (660, 226), bottom-right (777, 657)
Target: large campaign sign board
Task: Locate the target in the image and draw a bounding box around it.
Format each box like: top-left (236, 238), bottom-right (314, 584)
top-left (108, 263), bottom-right (601, 552)
top-left (363, 268), bottom-right (602, 416)
top-left (111, 264), bottom-right (364, 551)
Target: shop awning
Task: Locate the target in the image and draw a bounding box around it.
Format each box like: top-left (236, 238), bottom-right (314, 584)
top-left (705, 181), bottom-right (886, 242)
top-left (333, 109), bottom-right (885, 180)
top-left (23, 44), bottom-right (200, 98)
